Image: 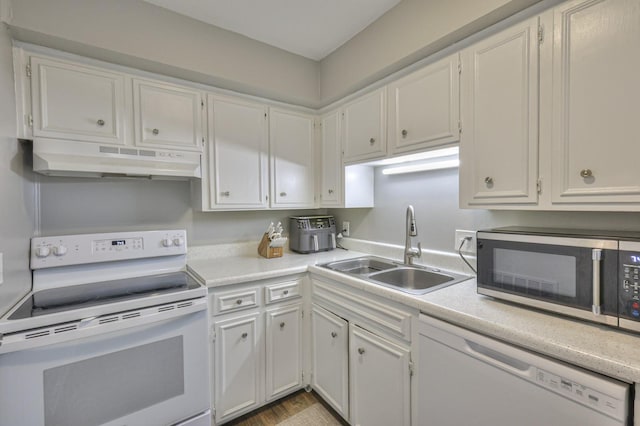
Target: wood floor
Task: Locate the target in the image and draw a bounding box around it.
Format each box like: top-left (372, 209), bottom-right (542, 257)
top-left (225, 390), bottom-right (348, 426)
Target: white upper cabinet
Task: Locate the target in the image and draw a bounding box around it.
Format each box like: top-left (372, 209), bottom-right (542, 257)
top-left (319, 110), bottom-right (343, 207)
top-left (30, 56), bottom-right (127, 145)
top-left (342, 88), bottom-right (387, 163)
top-left (207, 95), bottom-right (269, 210)
top-left (132, 78), bottom-right (203, 151)
top-left (459, 16), bottom-right (540, 207)
top-left (269, 108), bottom-right (315, 208)
top-left (388, 54), bottom-right (460, 155)
top-left (549, 0), bottom-right (640, 206)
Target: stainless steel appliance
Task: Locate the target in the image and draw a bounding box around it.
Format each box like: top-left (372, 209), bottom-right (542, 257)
top-left (0, 230), bottom-right (211, 426)
top-left (289, 215), bottom-right (336, 254)
top-left (477, 226), bottom-right (640, 332)
top-left (417, 315), bottom-right (630, 426)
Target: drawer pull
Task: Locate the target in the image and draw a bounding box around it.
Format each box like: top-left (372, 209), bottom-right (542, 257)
top-left (358, 347), bottom-right (365, 355)
top-left (236, 299), bottom-right (243, 305)
top-left (331, 332), bottom-right (337, 338)
top-left (97, 119), bottom-right (105, 126)
top-left (484, 176), bottom-right (493, 185)
top-left (152, 128), bottom-right (160, 135)
top-left (241, 332), bottom-right (248, 339)
top-left (283, 290), bottom-right (289, 295)
top-left (280, 322), bottom-right (285, 329)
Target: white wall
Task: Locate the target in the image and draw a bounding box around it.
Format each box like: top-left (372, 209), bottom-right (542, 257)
top-left (331, 167), bottom-right (640, 254)
top-left (37, 177), bottom-right (324, 246)
top-left (8, 0), bottom-right (319, 107)
top-left (0, 21), bottom-right (36, 314)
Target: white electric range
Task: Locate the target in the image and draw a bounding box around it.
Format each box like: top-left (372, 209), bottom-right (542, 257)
top-left (0, 230), bottom-right (211, 426)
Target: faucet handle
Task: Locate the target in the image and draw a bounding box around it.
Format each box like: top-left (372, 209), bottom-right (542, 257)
top-left (416, 242), bottom-right (422, 258)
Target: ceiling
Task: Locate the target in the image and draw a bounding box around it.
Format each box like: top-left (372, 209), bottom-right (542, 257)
top-left (141, 0), bottom-right (402, 61)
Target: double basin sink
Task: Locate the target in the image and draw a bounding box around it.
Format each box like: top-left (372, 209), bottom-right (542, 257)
top-left (319, 256), bottom-right (470, 295)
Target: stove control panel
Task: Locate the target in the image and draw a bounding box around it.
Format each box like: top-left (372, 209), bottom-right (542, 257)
top-left (31, 230), bottom-right (187, 269)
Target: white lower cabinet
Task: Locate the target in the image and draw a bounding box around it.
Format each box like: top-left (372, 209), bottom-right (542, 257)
top-left (349, 324), bottom-right (411, 426)
top-left (210, 276), bottom-right (304, 424)
top-left (311, 304), bottom-right (349, 420)
top-left (213, 312), bottom-right (263, 422)
top-left (311, 276), bottom-right (414, 426)
top-left (265, 304), bottom-right (303, 401)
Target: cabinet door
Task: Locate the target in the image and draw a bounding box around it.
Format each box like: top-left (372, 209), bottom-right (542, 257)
top-left (320, 110), bottom-right (343, 207)
top-left (133, 78), bottom-right (203, 151)
top-left (388, 54), bottom-right (460, 155)
top-left (459, 16), bottom-right (540, 206)
top-left (550, 0), bottom-right (640, 205)
top-left (30, 56), bottom-right (126, 145)
top-left (265, 304), bottom-right (303, 401)
top-left (269, 108), bottom-right (315, 208)
top-left (213, 312), bottom-right (263, 423)
top-left (311, 305), bottom-right (349, 420)
top-left (349, 324), bottom-right (410, 426)
top-left (208, 95), bottom-right (269, 209)
top-left (343, 88), bottom-right (387, 163)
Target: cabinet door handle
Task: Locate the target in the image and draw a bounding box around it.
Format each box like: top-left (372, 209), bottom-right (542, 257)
top-left (331, 332), bottom-right (337, 338)
top-left (152, 128), bottom-right (160, 135)
top-left (97, 119), bottom-right (105, 126)
top-left (369, 138), bottom-right (375, 145)
top-left (280, 192), bottom-right (287, 197)
top-left (221, 191), bottom-right (230, 197)
top-left (280, 322), bottom-right (285, 329)
top-left (484, 176), bottom-right (494, 185)
top-left (328, 189), bottom-right (334, 194)
top-left (236, 299), bottom-right (243, 305)
top-left (241, 332), bottom-right (248, 339)
top-left (358, 347), bottom-right (365, 355)
top-left (580, 169), bottom-right (593, 178)
top-left (401, 129), bottom-right (408, 138)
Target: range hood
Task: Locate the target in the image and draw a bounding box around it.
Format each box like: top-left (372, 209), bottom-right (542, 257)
top-left (31, 139), bottom-right (202, 179)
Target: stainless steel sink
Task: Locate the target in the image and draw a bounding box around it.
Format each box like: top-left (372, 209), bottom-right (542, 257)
top-left (319, 256), bottom-right (470, 295)
top-left (322, 256), bottom-right (397, 275)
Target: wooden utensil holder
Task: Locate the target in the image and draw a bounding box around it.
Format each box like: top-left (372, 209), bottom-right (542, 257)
top-left (258, 233), bottom-right (283, 258)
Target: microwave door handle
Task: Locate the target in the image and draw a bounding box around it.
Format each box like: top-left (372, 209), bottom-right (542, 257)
top-left (592, 248), bottom-right (603, 315)
top-left (312, 234), bottom-right (319, 252)
top-left (330, 233), bottom-right (336, 249)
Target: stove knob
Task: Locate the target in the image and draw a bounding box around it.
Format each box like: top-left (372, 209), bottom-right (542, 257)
top-left (35, 246), bottom-right (51, 258)
top-left (173, 237), bottom-right (184, 247)
top-left (161, 238), bottom-right (173, 247)
top-left (52, 245), bottom-right (68, 256)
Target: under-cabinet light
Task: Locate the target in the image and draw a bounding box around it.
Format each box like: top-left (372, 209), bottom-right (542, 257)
top-left (381, 158), bottom-right (460, 175)
top-left (374, 146), bottom-right (459, 166)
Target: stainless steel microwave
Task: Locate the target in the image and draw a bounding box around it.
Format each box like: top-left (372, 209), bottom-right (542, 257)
top-left (477, 227), bottom-right (640, 332)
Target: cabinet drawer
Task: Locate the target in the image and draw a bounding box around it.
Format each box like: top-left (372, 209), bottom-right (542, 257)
top-left (265, 280), bottom-right (302, 304)
top-left (211, 287), bottom-right (260, 316)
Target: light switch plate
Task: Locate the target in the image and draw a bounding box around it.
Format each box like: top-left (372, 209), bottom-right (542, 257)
top-left (454, 230), bottom-right (476, 255)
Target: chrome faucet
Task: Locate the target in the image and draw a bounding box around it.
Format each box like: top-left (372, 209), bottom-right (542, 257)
top-left (404, 205), bottom-right (422, 265)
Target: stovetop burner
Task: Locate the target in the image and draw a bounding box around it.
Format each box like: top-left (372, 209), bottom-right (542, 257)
top-left (9, 271), bottom-right (201, 320)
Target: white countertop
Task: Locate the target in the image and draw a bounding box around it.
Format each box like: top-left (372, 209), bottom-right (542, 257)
top-left (188, 241), bottom-right (640, 384)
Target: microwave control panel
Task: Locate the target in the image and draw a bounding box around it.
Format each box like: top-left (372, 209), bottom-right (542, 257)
top-left (619, 243), bottom-right (640, 321)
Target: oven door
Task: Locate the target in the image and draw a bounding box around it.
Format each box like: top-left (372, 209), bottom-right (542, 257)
top-left (477, 232), bottom-right (618, 325)
top-left (0, 298), bottom-right (210, 426)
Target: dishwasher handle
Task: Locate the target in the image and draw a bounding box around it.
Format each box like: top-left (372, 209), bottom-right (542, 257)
top-left (465, 339), bottom-right (533, 376)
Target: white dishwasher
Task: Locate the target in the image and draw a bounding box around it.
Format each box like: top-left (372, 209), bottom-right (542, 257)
top-left (416, 315), bottom-right (631, 426)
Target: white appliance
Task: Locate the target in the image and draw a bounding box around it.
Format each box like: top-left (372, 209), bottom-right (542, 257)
top-left (0, 230), bottom-right (211, 426)
top-left (416, 315), bottom-right (631, 426)
top-left (32, 138), bottom-right (202, 179)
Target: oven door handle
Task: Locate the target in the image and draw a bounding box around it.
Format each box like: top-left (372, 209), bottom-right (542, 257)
top-left (0, 297), bottom-right (207, 354)
top-left (592, 249), bottom-right (603, 315)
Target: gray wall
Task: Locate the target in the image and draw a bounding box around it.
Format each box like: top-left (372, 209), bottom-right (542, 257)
top-left (0, 22), bottom-right (36, 314)
top-left (8, 0), bottom-right (319, 107)
top-left (319, 0), bottom-right (545, 104)
top-left (38, 177), bottom-right (324, 246)
top-left (331, 167), bottom-right (640, 254)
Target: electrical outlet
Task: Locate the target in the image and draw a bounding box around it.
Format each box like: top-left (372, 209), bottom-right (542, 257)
top-left (342, 221), bottom-right (350, 237)
top-left (455, 230), bottom-right (476, 255)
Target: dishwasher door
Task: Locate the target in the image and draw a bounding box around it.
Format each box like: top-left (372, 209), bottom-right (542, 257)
top-left (416, 314), bottom-right (630, 426)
